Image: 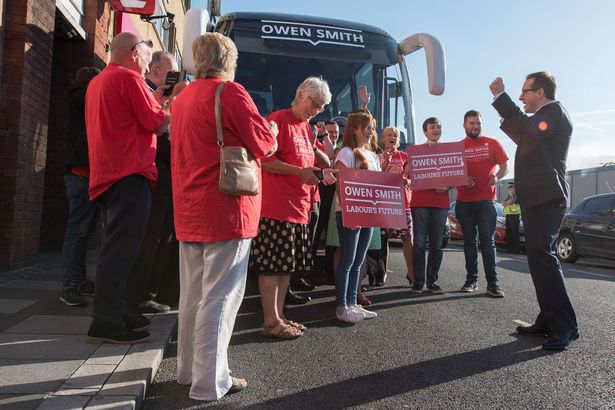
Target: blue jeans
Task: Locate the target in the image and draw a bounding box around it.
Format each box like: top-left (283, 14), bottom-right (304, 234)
top-left (411, 207), bottom-right (448, 286)
top-left (455, 200), bottom-right (498, 284)
top-left (61, 173), bottom-right (100, 288)
top-left (90, 175), bottom-right (151, 331)
top-left (335, 212), bottom-right (373, 307)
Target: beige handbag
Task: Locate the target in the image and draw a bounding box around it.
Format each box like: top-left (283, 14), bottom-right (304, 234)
top-left (215, 81), bottom-right (259, 196)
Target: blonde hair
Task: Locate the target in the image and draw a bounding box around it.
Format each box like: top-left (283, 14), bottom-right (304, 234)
top-left (193, 33), bottom-right (238, 80)
top-left (342, 110), bottom-right (376, 169)
top-left (381, 126), bottom-right (401, 149)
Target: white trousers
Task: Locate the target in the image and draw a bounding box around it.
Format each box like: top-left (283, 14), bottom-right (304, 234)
top-left (176, 239), bottom-right (251, 401)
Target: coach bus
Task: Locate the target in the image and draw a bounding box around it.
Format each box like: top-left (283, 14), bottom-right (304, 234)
top-left (182, 2), bottom-right (446, 145)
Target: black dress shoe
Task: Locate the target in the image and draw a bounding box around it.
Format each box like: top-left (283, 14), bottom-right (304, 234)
top-left (516, 323), bottom-right (550, 337)
top-left (542, 328), bottom-right (579, 351)
top-left (291, 278), bottom-right (317, 292)
top-left (285, 289), bottom-right (311, 305)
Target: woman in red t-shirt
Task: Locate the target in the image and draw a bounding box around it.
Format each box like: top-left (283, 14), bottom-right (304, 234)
top-left (250, 77), bottom-right (336, 339)
top-left (170, 33), bottom-right (278, 401)
top-left (380, 126), bottom-right (414, 286)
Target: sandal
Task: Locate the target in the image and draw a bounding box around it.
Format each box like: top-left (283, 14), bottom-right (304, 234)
top-left (282, 319), bottom-right (306, 331)
top-left (260, 322), bottom-right (302, 339)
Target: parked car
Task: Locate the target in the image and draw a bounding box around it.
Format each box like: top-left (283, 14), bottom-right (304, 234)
top-left (448, 202), bottom-right (524, 248)
top-left (388, 214), bottom-right (451, 248)
top-left (556, 192), bottom-right (615, 263)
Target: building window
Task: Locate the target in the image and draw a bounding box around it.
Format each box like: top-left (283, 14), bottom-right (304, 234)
top-left (56, 0), bottom-right (87, 40)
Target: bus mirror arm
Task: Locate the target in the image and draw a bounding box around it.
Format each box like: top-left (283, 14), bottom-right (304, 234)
top-left (398, 33), bottom-right (446, 96)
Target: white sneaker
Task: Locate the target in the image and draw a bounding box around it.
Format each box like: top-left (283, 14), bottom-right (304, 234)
top-left (336, 307), bottom-right (364, 323)
top-left (351, 305), bottom-right (378, 319)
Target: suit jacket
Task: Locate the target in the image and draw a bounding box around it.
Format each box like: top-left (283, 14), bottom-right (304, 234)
top-left (492, 93), bottom-right (572, 209)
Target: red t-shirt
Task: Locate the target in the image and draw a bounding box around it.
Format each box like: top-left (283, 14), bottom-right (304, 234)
top-left (410, 188), bottom-right (450, 209)
top-left (382, 150), bottom-right (412, 209)
top-left (85, 63), bottom-right (165, 200)
top-left (71, 166), bottom-right (89, 178)
top-left (170, 78), bottom-right (277, 242)
top-left (456, 136), bottom-right (509, 202)
top-left (261, 109), bottom-right (315, 224)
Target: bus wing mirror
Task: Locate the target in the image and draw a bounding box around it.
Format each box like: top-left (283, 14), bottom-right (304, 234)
top-left (398, 33), bottom-right (446, 95)
top-left (183, 8), bottom-right (211, 75)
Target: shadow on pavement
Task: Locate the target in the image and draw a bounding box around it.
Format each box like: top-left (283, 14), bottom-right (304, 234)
top-left (497, 258), bottom-right (615, 282)
top-left (236, 339), bottom-right (551, 409)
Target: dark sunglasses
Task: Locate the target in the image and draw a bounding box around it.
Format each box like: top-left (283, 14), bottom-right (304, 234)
top-left (131, 39), bottom-right (154, 51)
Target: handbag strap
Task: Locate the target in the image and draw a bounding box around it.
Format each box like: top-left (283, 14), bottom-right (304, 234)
top-left (214, 81), bottom-right (228, 147)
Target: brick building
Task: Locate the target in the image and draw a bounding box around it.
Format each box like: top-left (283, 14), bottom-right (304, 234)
top-left (0, 0), bottom-right (191, 269)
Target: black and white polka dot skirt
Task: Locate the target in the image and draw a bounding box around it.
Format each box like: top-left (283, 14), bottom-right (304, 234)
top-left (249, 217), bottom-right (313, 275)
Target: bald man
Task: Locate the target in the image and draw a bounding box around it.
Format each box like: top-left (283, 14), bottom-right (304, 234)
top-left (126, 51), bottom-right (181, 315)
top-left (85, 33), bottom-right (180, 344)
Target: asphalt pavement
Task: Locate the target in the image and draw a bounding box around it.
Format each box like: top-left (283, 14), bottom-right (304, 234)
top-left (143, 242), bottom-right (615, 409)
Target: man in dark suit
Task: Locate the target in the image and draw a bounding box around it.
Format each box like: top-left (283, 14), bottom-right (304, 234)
top-left (490, 71), bottom-right (578, 351)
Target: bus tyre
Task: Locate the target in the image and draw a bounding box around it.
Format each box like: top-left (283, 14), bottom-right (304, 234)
top-left (556, 233), bottom-right (578, 263)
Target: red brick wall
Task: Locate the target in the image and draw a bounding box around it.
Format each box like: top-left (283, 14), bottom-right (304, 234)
top-left (0, 0), bottom-right (56, 269)
top-left (40, 0), bottom-right (112, 249)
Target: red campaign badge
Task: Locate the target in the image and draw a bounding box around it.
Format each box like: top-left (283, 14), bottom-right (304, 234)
top-left (112, 0), bottom-right (156, 16)
top-left (407, 141), bottom-right (468, 191)
top-left (339, 168), bottom-right (407, 229)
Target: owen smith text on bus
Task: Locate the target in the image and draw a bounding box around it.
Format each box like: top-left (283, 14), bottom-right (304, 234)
top-left (261, 20), bottom-right (365, 48)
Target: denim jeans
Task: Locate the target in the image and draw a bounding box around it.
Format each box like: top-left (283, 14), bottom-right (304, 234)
top-left (335, 212), bottom-right (373, 307)
top-left (411, 207), bottom-right (448, 286)
top-left (455, 200), bottom-right (498, 284)
top-left (90, 175), bottom-right (151, 331)
top-left (61, 173), bottom-right (100, 288)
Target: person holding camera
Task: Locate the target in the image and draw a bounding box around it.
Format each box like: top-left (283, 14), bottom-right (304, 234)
top-left (250, 77), bottom-right (336, 339)
top-left (126, 51), bottom-right (184, 315)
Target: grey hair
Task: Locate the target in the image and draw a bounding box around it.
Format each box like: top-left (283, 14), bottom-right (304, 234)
top-left (292, 76), bottom-right (332, 106)
top-left (149, 51), bottom-right (173, 69)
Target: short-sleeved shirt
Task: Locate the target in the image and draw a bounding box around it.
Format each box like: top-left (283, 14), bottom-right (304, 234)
top-left (409, 188), bottom-right (450, 209)
top-left (456, 136), bottom-right (509, 202)
top-left (170, 78), bottom-right (277, 242)
top-left (382, 150), bottom-right (412, 209)
top-left (334, 147), bottom-right (381, 212)
top-left (260, 109), bottom-right (315, 224)
top-left (409, 142), bottom-right (450, 209)
top-left (85, 63), bottom-right (165, 200)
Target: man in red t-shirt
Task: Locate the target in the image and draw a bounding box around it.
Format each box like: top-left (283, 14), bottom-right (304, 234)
top-left (455, 110), bottom-right (509, 297)
top-left (410, 117), bottom-right (452, 294)
top-left (85, 32), bottom-right (176, 344)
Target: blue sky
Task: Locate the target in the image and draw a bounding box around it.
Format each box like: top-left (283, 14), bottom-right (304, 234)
top-left (192, 0), bottom-right (615, 171)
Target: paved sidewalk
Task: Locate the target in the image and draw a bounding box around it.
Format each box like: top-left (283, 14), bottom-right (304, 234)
top-left (0, 251), bottom-right (177, 410)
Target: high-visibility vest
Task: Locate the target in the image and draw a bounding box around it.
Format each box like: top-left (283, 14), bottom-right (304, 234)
top-left (504, 203), bottom-right (521, 215)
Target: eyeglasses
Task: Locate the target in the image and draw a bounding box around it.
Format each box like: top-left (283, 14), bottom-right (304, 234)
top-left (307, 95), bottom-right (325, 113)
top-left (521, 88), bottom-right (539, 94)
top-left (131, 39), bottom-right (154, 51)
